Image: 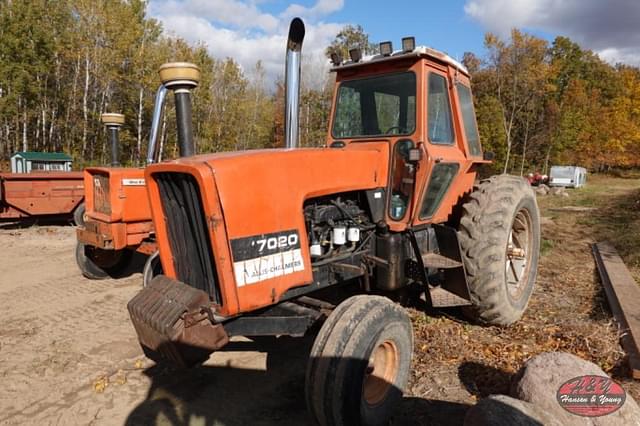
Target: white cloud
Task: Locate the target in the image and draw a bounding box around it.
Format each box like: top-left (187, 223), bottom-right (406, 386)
top-left (150, 0), bottom-right (346, 86)
top-left (464, 0), bottom-right (640, 65)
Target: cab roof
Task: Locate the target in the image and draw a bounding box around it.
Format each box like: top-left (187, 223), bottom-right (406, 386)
top-left (330, 46), bottom-right (469, 77)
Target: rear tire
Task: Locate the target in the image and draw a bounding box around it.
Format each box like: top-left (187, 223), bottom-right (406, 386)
top-left (143, 250), bottom-right (163, 287)
top-left (305, 295), bottom-right (413, 426)
top-left (458, 175), bottom-right (540, 325)
top-left (75, 242), bottom-right (133, 280)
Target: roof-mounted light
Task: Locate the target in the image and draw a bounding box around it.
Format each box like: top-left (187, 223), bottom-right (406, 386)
top-left (402, 36), bottom-right (415, 52)
top-left (349, 48), bottom-right (362, 63)
top-left (330, 51), bottom-right (342, 66)
top-left (379, 41), bottom-right (393, 56)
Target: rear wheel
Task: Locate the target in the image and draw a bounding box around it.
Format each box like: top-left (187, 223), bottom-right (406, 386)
top-left (143, 250), bottom-right (163, 287)
top-left (305, 295), bottom-right (413, 426)
top-left (458, 175), bottom-right (540, 325)
top-left (75, 242), bottom-right (133, 280)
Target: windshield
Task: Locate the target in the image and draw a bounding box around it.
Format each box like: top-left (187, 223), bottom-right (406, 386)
top-left (332, 72), bottom-right (416, 138)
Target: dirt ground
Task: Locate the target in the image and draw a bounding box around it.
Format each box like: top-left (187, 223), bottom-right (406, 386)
top-left (1, 175), bottom-right (639, 425)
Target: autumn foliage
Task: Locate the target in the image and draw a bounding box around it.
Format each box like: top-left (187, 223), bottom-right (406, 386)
top-left (467, 31), bottom-right (640, 174)
top-left (0, 1), bottom-right (638, 173)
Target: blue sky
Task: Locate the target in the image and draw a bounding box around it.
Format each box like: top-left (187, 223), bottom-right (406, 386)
top-left (150, 0), bottom-right (640, 83)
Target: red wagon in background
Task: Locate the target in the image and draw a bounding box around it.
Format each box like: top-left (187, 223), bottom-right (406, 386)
top-left (0, 152), bottom-right (84, 224)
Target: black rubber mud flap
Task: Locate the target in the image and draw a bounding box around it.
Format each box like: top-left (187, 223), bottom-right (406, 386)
top-left (127, 275), bottom-right (228, 368)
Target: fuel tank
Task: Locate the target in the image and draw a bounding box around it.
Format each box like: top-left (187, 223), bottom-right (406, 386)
top-left (145, 142), bottom-right (389, 316)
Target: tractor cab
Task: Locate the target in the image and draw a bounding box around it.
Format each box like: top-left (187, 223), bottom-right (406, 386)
top-left (328, 41), bottom-right (488, 231)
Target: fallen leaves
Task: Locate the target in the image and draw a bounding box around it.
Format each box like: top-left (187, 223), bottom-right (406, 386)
top-left (92, 370), bottom-right (127, 394)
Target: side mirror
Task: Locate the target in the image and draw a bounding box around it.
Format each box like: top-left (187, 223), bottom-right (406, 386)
top-left (483, 151), bottom-right (495, 161)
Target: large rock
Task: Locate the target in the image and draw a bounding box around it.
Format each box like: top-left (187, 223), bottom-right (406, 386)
top-left (464, 394), bottom-right (563, 426)
top-left (511, 352), bottom-right (640, 425)
top-left (549, 186), bottom-right (566, 196)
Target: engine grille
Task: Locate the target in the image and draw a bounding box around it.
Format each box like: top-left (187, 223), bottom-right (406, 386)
top-left (92, 173), bottom-right (111, 215)
top-left (155, 172), bottom-right (221, 304)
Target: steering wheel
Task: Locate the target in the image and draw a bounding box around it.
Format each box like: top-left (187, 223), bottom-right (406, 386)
top-left (384, 126), bottom-right (403, 135)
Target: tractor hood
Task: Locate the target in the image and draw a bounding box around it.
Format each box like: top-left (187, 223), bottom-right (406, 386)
top-left (188, 144), bottom-right (388, 238)
top-left (144, 142), bottom-right (389, 315)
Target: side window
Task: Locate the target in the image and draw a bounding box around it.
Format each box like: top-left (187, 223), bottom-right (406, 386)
top-left (389, 140), bottom-right (416, 220)
top-left (427, 73), bottom-right (454, 144)
top-left (420, 163), bottom-right (459, 219)
top-left (333, 86), bottom-right (362, 137)
top-left (456, 83), bottom-right (482, 156)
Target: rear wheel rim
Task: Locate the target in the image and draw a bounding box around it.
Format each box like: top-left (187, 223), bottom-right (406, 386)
top-left (363, 340), bottom-right (399, 406)
top-left (505, 208), bottom-right (533, 300)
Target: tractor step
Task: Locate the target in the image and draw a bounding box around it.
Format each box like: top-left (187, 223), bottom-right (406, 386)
top-left (422, 252), bottom-right (462, 269)
top-left (428, 286), bottom-right (472, 307)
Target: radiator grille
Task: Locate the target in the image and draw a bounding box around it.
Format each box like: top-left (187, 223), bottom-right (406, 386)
top-left (155, 172), bottom-right (220, 303)
top-left (92, 173), bottom-right (111, 215)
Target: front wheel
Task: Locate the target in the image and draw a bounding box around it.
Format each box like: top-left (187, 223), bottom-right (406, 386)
top-left (73, 202), bottom-right (86, 227)
top-left (458, 175), bottom-right (540, 326)
top-left (305, 295), bottom-right (413, 426)
top-left (75, 242), bottom-right (133, 280)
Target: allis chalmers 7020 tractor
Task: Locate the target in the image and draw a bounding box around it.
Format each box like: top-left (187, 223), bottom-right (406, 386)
top-left (127, 18), bottom-right (540, 425)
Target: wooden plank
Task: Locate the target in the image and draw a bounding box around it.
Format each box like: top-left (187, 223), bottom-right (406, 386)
top-left (592, 242), bottom-right (640, 379)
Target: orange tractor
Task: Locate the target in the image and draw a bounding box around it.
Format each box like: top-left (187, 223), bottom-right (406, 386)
top-left (74, 69), bottom-right (193, 282)
top-left (75, 113), bottom-right (156, 279)
top-left (127, 18), bottom-right (540, 425)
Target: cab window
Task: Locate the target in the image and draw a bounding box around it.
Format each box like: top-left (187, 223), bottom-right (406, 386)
top-left (427, 73), bottom-right (454, 144)
top-left (456, 83), bottom-right (482, 156)
top-left (332, 72), bottom-right (416, 138)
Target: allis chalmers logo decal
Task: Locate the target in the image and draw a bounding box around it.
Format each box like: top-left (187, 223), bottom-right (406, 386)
top-left (556, 375), bottom-right (626, 417)
top-left (231, 230), bottom-right (304, 287)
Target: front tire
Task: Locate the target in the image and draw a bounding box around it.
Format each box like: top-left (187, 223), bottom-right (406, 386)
top-left (305, 295), bottom-right (413, 426)
top-left (75, 242), bottom-right (133, 280)
top-left (73, 202), bottom-right (86, 227)
top-left (142, 250), bottom-right (163, 287)
top-left (458, 175), bottom-right (540, 326)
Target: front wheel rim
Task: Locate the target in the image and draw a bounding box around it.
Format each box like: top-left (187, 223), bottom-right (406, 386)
top-left (505, 208), bottom-right (534, 300)
top-left (363, 340), bottom-right (399, 406)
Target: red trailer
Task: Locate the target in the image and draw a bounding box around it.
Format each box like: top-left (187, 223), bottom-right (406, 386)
top-left (0, 171), bottom-right (84, 223)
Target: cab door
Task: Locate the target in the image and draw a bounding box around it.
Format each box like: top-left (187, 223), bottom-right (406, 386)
top-left (411, 64), bottom-right (479, 226)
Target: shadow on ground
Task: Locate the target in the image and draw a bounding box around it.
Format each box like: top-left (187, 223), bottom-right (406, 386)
top-left (125, 335), bottom-right (472, 426)
top-left (0, 217), bottom-right (73, 229)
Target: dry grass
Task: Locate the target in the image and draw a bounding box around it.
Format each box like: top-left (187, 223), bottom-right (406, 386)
top-left (405, 174), bottom-right (640, 411)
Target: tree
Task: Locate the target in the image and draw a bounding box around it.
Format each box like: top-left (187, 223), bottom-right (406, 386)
top-left (326, 24), bottom-right (377, 59)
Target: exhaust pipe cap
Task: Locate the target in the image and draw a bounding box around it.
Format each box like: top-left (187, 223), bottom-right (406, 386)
top-left (287, 17), bottom-right (305, 51)
top-left (101, 113), bottom-right (125, 127)
top-left (159, 62), bottom-right (201, 88)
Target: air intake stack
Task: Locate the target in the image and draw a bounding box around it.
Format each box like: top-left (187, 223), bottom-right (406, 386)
top-left (284, 18), bottom-right (305, 149)
top-left (158, 62), bottom-right (201, 158)
top-left (101, 113), bottom-right (125, 167)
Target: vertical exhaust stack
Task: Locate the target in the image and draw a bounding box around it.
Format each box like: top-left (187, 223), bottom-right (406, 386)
top-left (101, 113), bottom-right (125, 166)
top-left (158, 62), bottom-right (201, 158)
top-left (146, 85), bottom-right (169, 164)
top-left (284, 18), bottom-right (305, 149)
